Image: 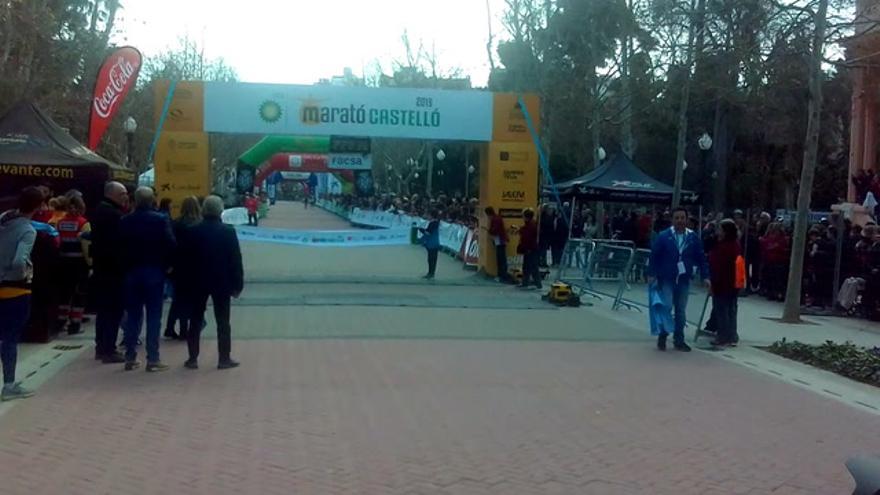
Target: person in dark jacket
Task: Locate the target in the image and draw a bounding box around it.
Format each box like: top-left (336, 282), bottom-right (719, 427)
top-left (551, 211), bottom-right (569, 267)
top-left (485, 207), bottom-right (510, 282)
top-left (708, 219), bottom-right (741, 347)
top-left (187, 196), bottom-right (243, 370)
top-left (517, 208), bottom-right (542, 290)
top-left (119, 187), bottom-right (176, 372)
top-left (164, 196), bottom-right (202, 341)
top-left (89, 182), bottom-right (129, 363)
top-left (539, 205), bottom-right (556, 267)
top-left (419, 210), bottom-right (441, 280)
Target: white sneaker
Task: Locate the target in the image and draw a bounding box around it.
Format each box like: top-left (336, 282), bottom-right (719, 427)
top-left (1, 383), bottom-right (35, 402)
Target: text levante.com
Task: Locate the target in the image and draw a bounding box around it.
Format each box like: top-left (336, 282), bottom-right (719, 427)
top-left (0, 165), bottom-right (74, 179)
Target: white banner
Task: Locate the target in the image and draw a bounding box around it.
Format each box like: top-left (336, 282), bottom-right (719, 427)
top-left (347, 208), bottom-right (471, 254)
top-left (236, 225), bottom-right (411, 246)
top-left (204, 82), bottom-right (493, 141)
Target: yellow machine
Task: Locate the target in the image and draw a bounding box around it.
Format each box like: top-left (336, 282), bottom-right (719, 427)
top-left (539, 281), bottom-right (581, 306)
top-left (548, 282), bottom-right (572, 303)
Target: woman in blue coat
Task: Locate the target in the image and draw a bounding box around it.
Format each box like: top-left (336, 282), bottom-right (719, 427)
top-left (419, 210), bottom-right (441, 280)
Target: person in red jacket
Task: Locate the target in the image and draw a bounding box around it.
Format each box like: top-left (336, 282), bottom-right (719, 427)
top-left (55, 196), bottom-right (91, 335)
top-left (517, 208), bottom-right (542, 290)
top-left (244, 193), bottom-right (259, 226)
top-left (485, 207), bottom-right (510, 283)
top-left (708, 219), bottom-right (741, 347)
top-left (759, 222), bottom-right (790, 301)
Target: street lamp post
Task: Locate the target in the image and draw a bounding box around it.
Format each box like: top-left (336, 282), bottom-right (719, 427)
top-left (697, 132), bottom-right (714, 208)
top-left (427, 146), bottom-right (445, 198)
top-left (465, 164), bottom-right (475, 200)
top-left (123, 116), bottom-right (137, 173)
top-left (386, 163), bottom-right (393, 192)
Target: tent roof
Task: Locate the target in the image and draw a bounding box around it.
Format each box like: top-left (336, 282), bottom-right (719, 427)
top-left (545, 153), bottom-right (699, 204)
top-left (0, 101), bottom-right (129, 175)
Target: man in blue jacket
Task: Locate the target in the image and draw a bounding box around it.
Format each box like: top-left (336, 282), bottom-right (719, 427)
top-left (119, 187), bottom-right (176, 372)
top-left (647, 207), bottom-right (710, 352)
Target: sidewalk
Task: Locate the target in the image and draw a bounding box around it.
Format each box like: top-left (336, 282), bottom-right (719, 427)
top-left (579, 278), bottom-right (880, 348)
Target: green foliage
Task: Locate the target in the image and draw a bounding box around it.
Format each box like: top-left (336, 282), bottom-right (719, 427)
top-left (767, 339), bottom-right (880, 387)
top-left (492, 0), bottom-right (852, 209)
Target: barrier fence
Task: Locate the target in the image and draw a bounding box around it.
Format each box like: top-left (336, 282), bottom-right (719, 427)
top-left (557, 239), bottom-right (640, 311)
top-left (315, 200), bottom-right (480, 268)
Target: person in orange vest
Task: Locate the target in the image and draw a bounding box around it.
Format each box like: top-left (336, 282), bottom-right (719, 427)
top-left (47, 196), bottom-right (68, 227)
top-left (55, 196), bottom-right (91, 335)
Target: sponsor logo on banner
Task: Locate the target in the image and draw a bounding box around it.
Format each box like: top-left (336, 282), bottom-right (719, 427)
top-left (89, 46), bottom-right (142, 150)
top-left (280, 171), bottom-right (310, 181)
top-left (204, 82), bottom-right (493, 141)
top-left (610, 180), bottom-right (654, 189)
top-left (329, 154), bottom-right (372, 170)
top-left (289, 155), bottom-right (303, 168)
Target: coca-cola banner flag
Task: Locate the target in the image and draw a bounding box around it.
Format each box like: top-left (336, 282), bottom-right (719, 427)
top-left (88, 46), bottom-right (142, 150)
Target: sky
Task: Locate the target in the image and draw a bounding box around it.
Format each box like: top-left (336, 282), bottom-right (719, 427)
top-left (114, 0), bottom-right (510, 87)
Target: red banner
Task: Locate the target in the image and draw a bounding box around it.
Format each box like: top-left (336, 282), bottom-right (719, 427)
top-left (459, 228), bottom-right (480, 267)
top-left (88, 46), bottom-right (142, 150)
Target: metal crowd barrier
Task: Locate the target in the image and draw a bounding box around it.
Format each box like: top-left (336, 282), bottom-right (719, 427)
top-left (558, 240), bottom-right (636, 309)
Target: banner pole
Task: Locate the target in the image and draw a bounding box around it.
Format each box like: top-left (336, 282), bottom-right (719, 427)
top-left (146, 80), bottom-right (178, 169)
top-left (517, 94), bottom-right (569, 229)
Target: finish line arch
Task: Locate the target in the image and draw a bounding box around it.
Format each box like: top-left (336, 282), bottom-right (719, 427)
top-left (152, 79), bottom-right (540, 276)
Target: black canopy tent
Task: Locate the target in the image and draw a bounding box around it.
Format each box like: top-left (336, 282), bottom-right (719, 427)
top-left (543, 153), bottom-right (700, 205)
top-left (0, 101), bottom-right (134, 211)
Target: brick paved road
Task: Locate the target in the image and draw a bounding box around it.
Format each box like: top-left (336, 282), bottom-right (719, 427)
top-left (0, 204), bottom-right (877, 495)
top-left (0, 339), bottom-right (876, 494)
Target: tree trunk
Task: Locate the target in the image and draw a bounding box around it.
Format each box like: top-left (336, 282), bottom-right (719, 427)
top-left (485, 0), bottom-right (496, 71)
top-left (781, 0), bottom-right (829, 323)
top-left (620, 0), bottom-right (634, 158)
top-left (672, 0), bottom-right (703, 207)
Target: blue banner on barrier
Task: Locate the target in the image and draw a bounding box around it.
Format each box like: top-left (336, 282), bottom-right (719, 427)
top-left (236, 225), bottom-right (410, 247)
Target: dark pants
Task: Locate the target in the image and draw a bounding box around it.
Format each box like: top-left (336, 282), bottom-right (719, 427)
top-left (426, 249), bottom-right (439, 277)
top-left (551, 244), bottom-right (564, 267)
top-left (248, 213), bottom-right (259, 226)
top-left (166, 282), bottom-right (196, 338)
top-left (123, 266), bottom-right (166, 363)
top-left (94, 273), bottom-right (124, 357)
top-left (712, 294), bottom-right (739, 344)
top-left (0, 295), bottom-right (31, 384)
top-left (521, 251), bottom-right (542, 288)
top-left (190, 291), bottom-right (232, 362)
top-left (538, 241), bottom-right (550, 267)
top-left (56, 257), bottom-right (89, 325)
top-left (495, 244), bottom-right (509, 280)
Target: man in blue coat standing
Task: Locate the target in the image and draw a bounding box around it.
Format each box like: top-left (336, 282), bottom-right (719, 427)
top-left (647, 207), bottom-right (710, 352)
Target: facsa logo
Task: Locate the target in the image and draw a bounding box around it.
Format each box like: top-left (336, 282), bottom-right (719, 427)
top-left (332, 156), bottom-right (364, 167)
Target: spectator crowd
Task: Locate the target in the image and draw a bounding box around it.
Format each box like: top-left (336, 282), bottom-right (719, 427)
top-left (322, 191), bottom-right (880, 320)
top-left (0, 183), bottom-right (245, 402)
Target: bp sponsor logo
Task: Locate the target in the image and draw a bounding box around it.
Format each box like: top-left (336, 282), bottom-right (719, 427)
top-left (259, 100), bottom-right (282, 123)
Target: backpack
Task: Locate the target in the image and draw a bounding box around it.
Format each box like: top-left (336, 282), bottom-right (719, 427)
top-left (735, 255), bottom-right (746, 290)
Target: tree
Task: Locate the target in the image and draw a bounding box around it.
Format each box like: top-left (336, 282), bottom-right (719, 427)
top-left (781, 0), bottom-right (829, 323)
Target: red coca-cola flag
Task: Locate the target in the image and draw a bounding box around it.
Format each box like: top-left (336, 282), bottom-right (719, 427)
top-left (88, 46), bottom-right (142, 150)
